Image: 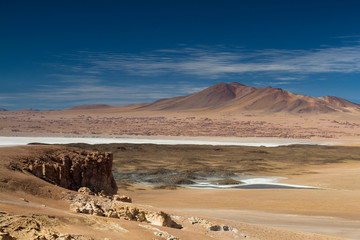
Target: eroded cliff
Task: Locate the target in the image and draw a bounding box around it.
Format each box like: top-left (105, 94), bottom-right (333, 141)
top-left (21, 148), bottom-right (118, 195)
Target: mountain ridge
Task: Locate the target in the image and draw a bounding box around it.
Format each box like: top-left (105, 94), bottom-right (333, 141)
top-left (139, 82), bottom-right (360, 114)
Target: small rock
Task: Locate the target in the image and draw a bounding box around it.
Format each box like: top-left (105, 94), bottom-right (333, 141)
top-left (97, 190), bottom-right (108, 198)
top-left (78, 187), bottom-right (94, 195)
top-left (146, 211), bottom-right (182, 229)
top-left (167, 237), bottom-right (180, 240)
top-left (223, 225), bottom-right (230, 231)
top-left (171, 215), bottom-right (181, 220)
top-left (113, 195), bottom-right (132, 203)
top-left (154, 232), bottom-right (163, 237)
top-left (208, 225), bottom-right (222, 231)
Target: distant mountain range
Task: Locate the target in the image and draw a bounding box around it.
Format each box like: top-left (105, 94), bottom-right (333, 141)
top-left (0, 108), bottom-right (8, 111)
top-left (138, 82), bottom-right (360, 114)
top-left (3, 83), bottom-right (359, 114)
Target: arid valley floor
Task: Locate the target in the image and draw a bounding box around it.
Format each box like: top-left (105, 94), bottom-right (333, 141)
top-left (1, 108), bottom-right (360, 239)
top-left (1, 83), bottom-right (360, 239)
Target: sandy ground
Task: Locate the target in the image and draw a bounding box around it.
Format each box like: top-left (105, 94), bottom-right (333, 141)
top-left (121, 160), bottom-right (360, 239)
top-left (0, 108), bottom-right (360, 144)
top-left (0, 106), bottom-right (360, 239)
top-left (0, 145), bottom-right (355, 239)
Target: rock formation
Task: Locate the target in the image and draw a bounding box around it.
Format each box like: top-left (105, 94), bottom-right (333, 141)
top-left (0, 211), bottom-right (93, 240)
top-left (16, 147), bottom-right (184, 233)
top-left (22, 149), bottom-right (118, 195)
top-left (67, 192), bottom-right (182, 229)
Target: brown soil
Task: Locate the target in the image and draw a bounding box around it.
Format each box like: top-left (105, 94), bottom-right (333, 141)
top-left (0, 145), bottom-right (354, 239)
top-left (1, 105), bottom-right (360, 143)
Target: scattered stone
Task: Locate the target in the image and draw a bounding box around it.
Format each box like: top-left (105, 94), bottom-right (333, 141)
top-left (0, 212), bottom-right (93, 240)
top-left (113, 195), bottom-right (132, 203)
top-left (222, 225), bottom-right (230, 231)
top-left (170, 215), bottom-right (181, 220)
top-left (96, 190), bottom-right (110, 198)
top-left (68, 194), bottom-right (182, 229)
top-left (188, 216), bottom-right (238, 232)
top-left (78, 187), bottom-right (94, 195)
top-left (58, 233), bottom-right (93, 240)
top-left (139, 224), bottom-right (180, 240)
top-left (208, 225), bottom-right (222, 231)
top-left (154, 231), bottom-right (180, 240)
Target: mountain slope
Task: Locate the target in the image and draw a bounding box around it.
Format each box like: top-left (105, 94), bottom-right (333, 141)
top-left (140, 82), bottom-right (360, 114)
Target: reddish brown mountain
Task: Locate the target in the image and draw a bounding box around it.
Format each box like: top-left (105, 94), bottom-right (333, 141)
top-left (139, 82), bottom-right (360, 114)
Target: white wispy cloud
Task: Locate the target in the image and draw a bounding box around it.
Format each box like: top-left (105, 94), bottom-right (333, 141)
top-left (0, 96), bottom-right (15, 100)
top-left (268, 81), bottom-right (293, 86)
top-left (0, 82), bottom-right (206, 109)
top-left (275, 77), bottom-right (303, 81)
top-left (7, 42), bottom-right (359, 109)
top-left (63, 43), bottom-right (360, 79)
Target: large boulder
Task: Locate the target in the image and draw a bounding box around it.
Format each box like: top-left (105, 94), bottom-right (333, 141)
top-left (24, 149), bottom-right (118, 195)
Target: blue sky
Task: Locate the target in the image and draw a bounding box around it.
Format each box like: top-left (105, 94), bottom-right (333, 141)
top-left (1, 0), bottom-right (360, 110)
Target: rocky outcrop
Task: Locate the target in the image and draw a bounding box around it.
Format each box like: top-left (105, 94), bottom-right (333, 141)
top-left (67, 193), bottom-right (182, 229)
top-left (0, 211), bottom-right (93, 240)
top-left (22, 149), bottom-right (118, 195)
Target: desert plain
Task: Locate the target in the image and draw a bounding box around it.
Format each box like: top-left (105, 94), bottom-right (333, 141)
top-left (1, 83), bottom-right (360, 239)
